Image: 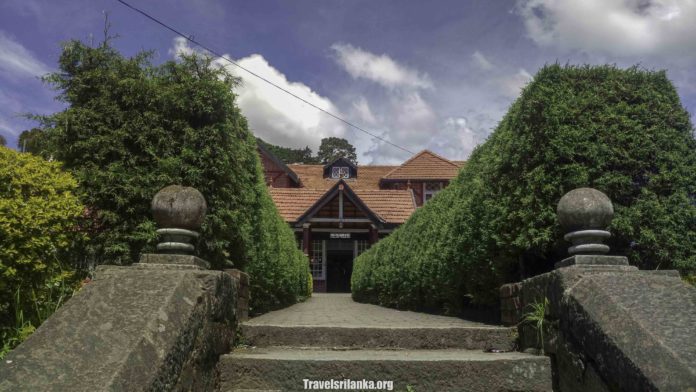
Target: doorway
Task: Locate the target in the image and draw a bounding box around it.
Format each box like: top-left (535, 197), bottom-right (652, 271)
top-left (326, 250), bottom-right (353, 293)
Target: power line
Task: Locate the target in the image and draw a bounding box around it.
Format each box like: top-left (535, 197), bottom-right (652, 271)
top-left (115, 0), bottom-right (415, 155)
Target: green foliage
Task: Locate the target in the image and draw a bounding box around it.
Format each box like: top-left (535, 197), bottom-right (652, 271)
top-left (0, 147), bottom-right (85, 355)
top-left (17, 128), bottom-right (47, 154)
top-left (257, 138), bottom-right (319, 164)
top-left (317, 137), bottom-right (357, 164)
top-left (353, 64), bottom-right (696, 314)
top-left (522, 297), bottom-right (549, 354)
top-left (34, 39), bottom-right (307, 313)
top-left (683, 274), bottom-right (696, 286)
top-left (247, 173), bottom-right (312, 314)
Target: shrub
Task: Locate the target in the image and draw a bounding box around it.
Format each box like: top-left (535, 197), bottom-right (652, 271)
top-left (352, 64), bottom-right (696, 314)
top-left (35, 39), bottom-right (308, 314)
top-left (0, 147), bottom-right (85, 355)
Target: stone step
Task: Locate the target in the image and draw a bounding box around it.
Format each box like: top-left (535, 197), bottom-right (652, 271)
top-left (218, 347), bottom-right (552, 392)
top-left (240, 324), bottom-right (517, 350)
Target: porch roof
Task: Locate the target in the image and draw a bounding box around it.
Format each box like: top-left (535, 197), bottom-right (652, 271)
top-left (269, 185), bottom-right (416, 224)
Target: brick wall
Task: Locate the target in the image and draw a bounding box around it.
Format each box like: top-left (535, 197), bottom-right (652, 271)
top-left (259, 153), bottom-right (296, 188)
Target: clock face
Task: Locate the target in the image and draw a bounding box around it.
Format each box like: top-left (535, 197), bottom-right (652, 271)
top-left (331, 166), bottom-right (350, 179)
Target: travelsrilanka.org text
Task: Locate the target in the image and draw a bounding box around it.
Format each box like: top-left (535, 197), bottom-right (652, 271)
top-left (303, 378), bottom-right (394, 390)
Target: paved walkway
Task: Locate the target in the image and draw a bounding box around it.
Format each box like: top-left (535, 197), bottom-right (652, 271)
top-left (246, 293), bottom-right (497, 328)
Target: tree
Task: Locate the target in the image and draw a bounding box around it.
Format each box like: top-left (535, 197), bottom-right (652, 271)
top-left (0, 134), bottom-right (6, 146)
top-left (352, 64), bottom-right (696, 314)
top-left (36, 39), bottom-right (309, 312)
top-left (0, 147), bottom-right (85, 354)
top-left (17, 128), bottom-right (47, 155)
top-left (257, 138), bottom-right (319, 164)
top-left (317, 137), bottom-right (357, 164)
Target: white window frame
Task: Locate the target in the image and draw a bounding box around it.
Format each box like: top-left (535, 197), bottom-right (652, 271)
top-left (310, 240), bottom-right (326, 280)
top-left (423, 182), bottom-right (443, 203)
top-left (354, 240), bottom-right (370, 258)
top-left (331, 166), bottom-right (350, 179)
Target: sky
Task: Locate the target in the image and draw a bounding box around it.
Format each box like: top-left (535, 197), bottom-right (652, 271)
top-left (1, 0), bottom-right (696, 164)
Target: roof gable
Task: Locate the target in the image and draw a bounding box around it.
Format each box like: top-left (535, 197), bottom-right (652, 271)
top-left (382, 150), bottom-right (460, 181)
top-left (257, 143), bottom-right (300, 185)
top-left (296, 180), bottom-right (383, 225)
top-left (269, 186), bottom-right (416, 224)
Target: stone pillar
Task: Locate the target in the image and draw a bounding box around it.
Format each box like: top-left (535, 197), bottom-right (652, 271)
top-left (302, 223), bottom-right (311, 256)
top-left (512, 187), bottom-right (696, 391)
top-left (555, 187), bottom-right (628, 268)
top-left (139, 185), bottom-right (210, 269)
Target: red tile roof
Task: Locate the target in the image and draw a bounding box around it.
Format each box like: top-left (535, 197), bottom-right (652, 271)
top-left (269, 188), bottom-right (325, 222)
top-left (382, 150), bottom-right (461, 180)
top-left (287, 164), bottom-right (397, 190)
top-left (354, 189), bottom-right (416, 223)
top-left (269, 187), bottom-right (415, 224)
top-left (269, 150), bottom-right (460, 225)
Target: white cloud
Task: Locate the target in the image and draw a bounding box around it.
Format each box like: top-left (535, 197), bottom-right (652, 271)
top-left (330, 43), bottom-right (497, 163)
top-left (170, 38), bottom-right (497, 165)
top-left (169, 37), bottom-right (196, 58)
top-left (427, 117), bottom-right (483, 160)
top-left (498, 68), bottom-right (533, 98)
top-left (516, 0), bottom-right (696, 57)
top-left (331, 43), bottom-right (433, 89)
top-left (0, 31), bottom-right (50, 78)
top-left (471, 51), bottom-right (494, 70)
top-left (351, 96), bottom-right (379, 126)
top-left (171, 37), bottom-right (346, 151)
top-left (354, 92), bottom-right (490, 164)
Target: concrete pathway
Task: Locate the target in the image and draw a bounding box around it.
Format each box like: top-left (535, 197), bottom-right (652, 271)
top-left (245, 293), bottom-right (497, 328)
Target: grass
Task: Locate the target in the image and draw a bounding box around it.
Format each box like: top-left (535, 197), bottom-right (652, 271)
top-left (0, 272), bottom-right (80, 359)
top-left (522, 297), bottom-right (549, 354)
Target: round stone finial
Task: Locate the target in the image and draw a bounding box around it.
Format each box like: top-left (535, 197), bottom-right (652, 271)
top-left (557, 188), bottom-right (613, 232)
top-left (152, 185), bottom-right (207, 231)
top-left (151, 185), bottom-right (207, 254)
top-left (557, 188), bottom-right (614, 255)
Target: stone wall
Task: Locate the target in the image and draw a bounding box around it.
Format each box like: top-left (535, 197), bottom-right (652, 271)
top-left (225, 269), bottom-right (249, 322)
top-left (0, 261), bottom-right (242, 392)
top-left (516, 265), bottom-right (696, 391)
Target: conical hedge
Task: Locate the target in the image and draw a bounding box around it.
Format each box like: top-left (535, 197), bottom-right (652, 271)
top-left (37, 40), bottom-right (310, 315)
top-left (352, 64), bottom-right (696, 314)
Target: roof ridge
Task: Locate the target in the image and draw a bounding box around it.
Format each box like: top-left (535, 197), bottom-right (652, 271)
top-left (421, 149), bottom-right (460, 168)
top-left (382, 149), bottom-right (459, 179)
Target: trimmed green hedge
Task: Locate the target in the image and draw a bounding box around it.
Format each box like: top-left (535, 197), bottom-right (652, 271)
top-left (352, 64), bottom-right (696, 314)
top-left (36, 40), bottom-right (309, 315)
top-left (247, 163), bottom-right (312, 314)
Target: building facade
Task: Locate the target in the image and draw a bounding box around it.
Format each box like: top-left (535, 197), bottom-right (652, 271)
top-left (259, 146), bottom-right (464, 293)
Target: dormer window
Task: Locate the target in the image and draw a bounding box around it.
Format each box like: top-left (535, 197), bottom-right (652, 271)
top-left (331, 166), bottom-right (350, 179)
top-left (323, 157), bottom-right (358, 180)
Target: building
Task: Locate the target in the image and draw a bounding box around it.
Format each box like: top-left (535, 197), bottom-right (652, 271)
top-left (259, 144), bottom-right (464, 292)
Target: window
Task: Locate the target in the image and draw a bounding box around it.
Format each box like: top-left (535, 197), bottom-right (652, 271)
top-left (310, 240), bottom-right (325, 279)
top-left (424, 182), bottom-right (443, 202)
top-left (355, 240), bottom-right (370, 257)
top-left (331, 166), bottom-right (350, 179)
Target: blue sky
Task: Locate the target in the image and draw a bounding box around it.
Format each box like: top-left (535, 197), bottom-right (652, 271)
top-left (1, 0), bottom-right (696, 164)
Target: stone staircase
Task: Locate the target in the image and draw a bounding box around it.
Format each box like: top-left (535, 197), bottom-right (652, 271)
top-left (216, 294), bottom-right (551, 391)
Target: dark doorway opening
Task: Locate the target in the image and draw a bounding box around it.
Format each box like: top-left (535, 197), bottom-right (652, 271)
top-left (326, 250), bottom-right (353, 293)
